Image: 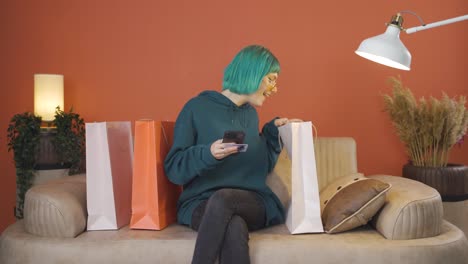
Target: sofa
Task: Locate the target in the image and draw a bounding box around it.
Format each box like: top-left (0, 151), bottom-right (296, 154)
top-left (1, 137), bottom-right (467, 264)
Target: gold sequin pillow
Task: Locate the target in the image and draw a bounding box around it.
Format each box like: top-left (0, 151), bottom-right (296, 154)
top-left (320, 174), bottom-right (391, 233)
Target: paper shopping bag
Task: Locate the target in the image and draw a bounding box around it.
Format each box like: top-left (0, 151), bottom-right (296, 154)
top-left (86, 121), bottom-right (133, 231)
top-left (278, 121), bottom-right (324, 234)
top-left (130, 120), bottom-right (182, 230)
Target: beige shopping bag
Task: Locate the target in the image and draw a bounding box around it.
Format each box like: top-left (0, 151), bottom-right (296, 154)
top-left (86, 121), bottom-right (133, 230)
top-left (278, 121), bottom-right (324, 234)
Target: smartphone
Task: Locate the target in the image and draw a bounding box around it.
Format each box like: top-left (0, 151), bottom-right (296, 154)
top-left (222, 130), bottom-right (245, 144)
top-left (222, 130), bottom-right (248, 152)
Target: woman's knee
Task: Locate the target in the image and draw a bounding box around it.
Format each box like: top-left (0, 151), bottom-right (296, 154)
top-left (206, 189), bottom-right (238, 212)
top-left (226, 215), bottom-right (249, 238)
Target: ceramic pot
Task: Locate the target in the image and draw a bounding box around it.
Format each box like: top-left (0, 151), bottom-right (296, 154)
top-left (403, 163), bottom-right (468, 201)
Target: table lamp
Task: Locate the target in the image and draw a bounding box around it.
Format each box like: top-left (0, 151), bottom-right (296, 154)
top-left (34, 74), bottom-right (64, 124)
top-left (355, 12), bottom-right (468, 70)
top-left (34, 74), bottom-right (64, 169)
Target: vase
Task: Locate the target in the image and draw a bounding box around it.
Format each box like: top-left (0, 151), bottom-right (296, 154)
top-left (403, 163), bottom-right (468, 201)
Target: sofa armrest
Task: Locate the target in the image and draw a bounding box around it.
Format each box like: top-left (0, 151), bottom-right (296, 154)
top-left (24, 174), bottom-right (87, 238)
top-left (369, 175), bottom-right (443, 240)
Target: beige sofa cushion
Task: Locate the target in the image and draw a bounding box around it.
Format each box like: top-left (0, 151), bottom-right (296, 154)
top-left (314, 137), bottom-right (358, 190)
top-left (24, 174), bottom-right (87, 238)
top-left (2, 220), bottom-right (468, 264)
top-left (320, 174), bottom-right (391, 233)
top-left (267, 137), bottom-right (358, 209)
top-left (266, 150), bottom-right (292, 209)
top-left (370, 175), bottom-right (443, 240)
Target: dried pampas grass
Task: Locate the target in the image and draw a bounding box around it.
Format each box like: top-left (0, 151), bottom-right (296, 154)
top-left (383, 77), bottom-right (467, 167)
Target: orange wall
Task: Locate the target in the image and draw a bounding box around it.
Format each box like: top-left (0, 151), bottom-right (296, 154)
top-left (1, 0), bottom-right (467, 233)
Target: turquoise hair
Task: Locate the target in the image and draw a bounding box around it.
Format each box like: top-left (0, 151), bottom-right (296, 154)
top-left (222, 45), bottom-right (280, 94)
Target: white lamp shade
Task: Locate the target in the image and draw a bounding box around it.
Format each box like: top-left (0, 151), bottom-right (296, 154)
top-left (355, 25), bottom-right (412, 71)
top-left (34, 74), bottom-right (64, 121)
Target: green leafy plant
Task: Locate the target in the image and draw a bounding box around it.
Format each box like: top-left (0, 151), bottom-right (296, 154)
top-left (53, 106), bottom-right (86, 175)
top-left (383, 77), bottom-right (467, 167)
top-left (7, 112), bottom-right (42, 219)
top-left (6, 107), bottom-right (86, 219)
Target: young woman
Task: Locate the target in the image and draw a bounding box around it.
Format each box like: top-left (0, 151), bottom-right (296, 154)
top-left (164, 45), bottom-right (300, 264)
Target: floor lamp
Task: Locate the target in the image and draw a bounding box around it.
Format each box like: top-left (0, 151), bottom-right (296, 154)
top-left (355, 12), bottom-right (468, 70)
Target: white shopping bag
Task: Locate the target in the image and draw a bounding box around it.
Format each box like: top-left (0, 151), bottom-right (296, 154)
top-left (86, 121), bottom-right (133, 231)
top-left (278, 121), bottom-right (324, 234)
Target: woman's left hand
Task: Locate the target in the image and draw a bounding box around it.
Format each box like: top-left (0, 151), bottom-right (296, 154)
top-left (274, 118), bottom-right (303, 127)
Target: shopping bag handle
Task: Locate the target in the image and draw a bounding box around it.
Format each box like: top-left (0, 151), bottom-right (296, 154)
top-left (278, 122), bottom-right (318, 150)
top-left (312, 123), bottom-right (318, 141)
top-left (161, 123), bottom-right (169, 148)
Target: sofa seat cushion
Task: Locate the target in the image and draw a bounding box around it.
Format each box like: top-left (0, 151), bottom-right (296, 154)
top-left (369, 175), bottom-right (444, 240)
top-left (23, 174), bottom-right (87, 238)
top-left (1, 220), bottom-right (468, 264)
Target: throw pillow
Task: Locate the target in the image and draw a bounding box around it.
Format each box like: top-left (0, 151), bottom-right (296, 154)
top-left (320, 174), bottom-right (391, 233)
top-left (266, 150), bottom-right (292, 209)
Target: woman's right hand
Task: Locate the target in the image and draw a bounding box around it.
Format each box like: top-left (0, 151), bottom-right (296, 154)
top-left (274, 118), bottom-right (303, 127)
top-left (211, 139), bottom-right (239, 160)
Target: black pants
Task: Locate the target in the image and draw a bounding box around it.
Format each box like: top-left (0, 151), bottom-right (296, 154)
top-left (190, 189), bottom-right (266, 264)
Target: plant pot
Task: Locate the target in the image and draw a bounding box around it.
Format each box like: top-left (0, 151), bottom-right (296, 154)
top-left (403, 163), bottom-right (468, 201)
top-left (35, 129), bottom-right (71, 170)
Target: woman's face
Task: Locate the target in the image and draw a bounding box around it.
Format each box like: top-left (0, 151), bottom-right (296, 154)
top-left (246, 72), bottom-right (278, 107)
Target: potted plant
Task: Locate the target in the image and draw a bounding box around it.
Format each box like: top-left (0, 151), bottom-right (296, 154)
top-left (53, 106), bottom-right (86, 175)
top-left (7, 112), bottom-right (42, 218)
top-left (7, 107), bottom-right (85, 219)
top-left (383, 77), bottom-right (468, 201)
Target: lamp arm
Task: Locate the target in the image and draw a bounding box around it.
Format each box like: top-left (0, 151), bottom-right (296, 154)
top-left (405, 14), bottom-right (468, 34)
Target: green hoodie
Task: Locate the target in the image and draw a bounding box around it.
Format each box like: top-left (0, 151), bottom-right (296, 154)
top-left (164, 90), bottom-right (284, 227)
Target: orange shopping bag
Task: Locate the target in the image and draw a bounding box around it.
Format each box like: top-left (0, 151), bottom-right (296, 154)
top-left (130, 120), bottom-right (182, 230)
